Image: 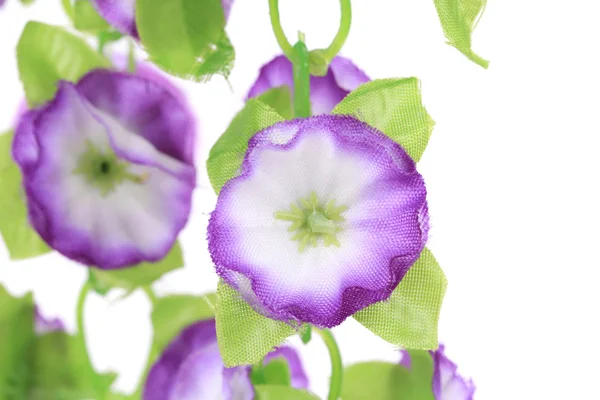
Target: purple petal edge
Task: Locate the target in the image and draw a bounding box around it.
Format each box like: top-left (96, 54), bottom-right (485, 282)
top-left (263, 346), bottom-right (309, 390)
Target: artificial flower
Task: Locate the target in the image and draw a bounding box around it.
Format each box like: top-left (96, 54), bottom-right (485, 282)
top-left (12, 70), bottom-right (196, 269)
top-left (401, 346), bottom-right (475, 400)
top-left (208, 115), bottom-right (429, 328)
top-left (247, 55), bottom-right (370, 115)
top-left (90, 0), bottom-right (234, 39)
top-left (143, 319), bottom-right (308, 399)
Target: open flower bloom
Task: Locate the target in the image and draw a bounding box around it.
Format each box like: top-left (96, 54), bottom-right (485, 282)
top-left (90, 0), bottom-right (234, 38)
top-left (400, 346), bottom-right (475, 400)
top-left (208, 115), bottom-right (429, 327)
top-left (12, 70), bottom-right (196, 269)
top-left (247, 55), bottom-right (370, 115)
top-left (144, 319), bottom-right (308, 399)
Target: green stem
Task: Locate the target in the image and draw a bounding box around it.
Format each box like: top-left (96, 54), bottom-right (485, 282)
top-left (293, 32), bottom-right (311, 118)
top-left (316, 328), bottom-right (343, 400)
top-left (131, 286), bottom-right (159, 398)
top-left (324, 0), bottom-right (352, 61)
top-left (76, 281), bottom-right (103, 394)
top-left (268, 0), bottom-right (296, 63)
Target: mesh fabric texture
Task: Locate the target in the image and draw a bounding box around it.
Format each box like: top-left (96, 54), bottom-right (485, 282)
top-left (433, 0), bottom-right (489, 68)
top-left (354, 248), bottom-right (447, 349)
top-left (332, 78), bottom-right (434, 162)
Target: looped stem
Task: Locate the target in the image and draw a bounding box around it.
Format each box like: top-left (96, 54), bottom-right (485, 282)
top-left (268, 0), bottom-right (352, 63)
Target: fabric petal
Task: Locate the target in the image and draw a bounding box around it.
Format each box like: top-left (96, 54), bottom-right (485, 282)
top-left (247, 55), bottom-right (370, 115)
top-left (263, 346), bottom-right (309, 389)
top-left (209, 115), bottom-right (428, 327)
top-left (431, 345), bottom-right (475, 400)
top-left (34, 307), bottom-right (65, 335)
top-left (13, 81), bottom-right (194, 269)
top-left (222, 366), bottom-right (254, 400)
top-left (77, 70), bottom-right (195, 166)
top-left (90, 0), bottom-right (138, 38)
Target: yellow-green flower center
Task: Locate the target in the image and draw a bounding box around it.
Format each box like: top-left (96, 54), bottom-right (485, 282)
top-left (274, 191), bottom-right (348, 252)
top-left (74, 141), bottom-right (148, 196)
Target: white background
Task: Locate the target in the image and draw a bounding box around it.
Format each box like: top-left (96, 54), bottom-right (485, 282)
top-left (1, 0), bottom-right (600, 399)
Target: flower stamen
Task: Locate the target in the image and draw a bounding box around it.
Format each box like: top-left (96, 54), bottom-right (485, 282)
top-left (274, 191), bottom-right (347, 252)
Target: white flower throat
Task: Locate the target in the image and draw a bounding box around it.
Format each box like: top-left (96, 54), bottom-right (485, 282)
top-left (274, 191), bottom-right (348, 252)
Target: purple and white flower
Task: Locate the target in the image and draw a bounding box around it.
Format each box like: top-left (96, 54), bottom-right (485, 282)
top-left (400, 346), bottom-right (475, 400)
top-left (143, 319), bottom-right (308, 399)
top-left (12, 70), bottom-right (196, 269)
top-left (208, 115), bottom-right (429, 328)
top-left (90, 0), bottom-right (234, 39)
top-left (247, 55), bottom-right (370, 115)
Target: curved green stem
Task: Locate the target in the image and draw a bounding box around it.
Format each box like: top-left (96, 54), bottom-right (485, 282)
top-left (77, 281), bottom-right (104, 394)
top-left (131, 285), bottom-right (159, 398)
top-left (324, 0), bottom-right (352, 61)
top-left (268, 0), bottom-right (297, 63)
top-left (316, 328), bottom-right (343, 400)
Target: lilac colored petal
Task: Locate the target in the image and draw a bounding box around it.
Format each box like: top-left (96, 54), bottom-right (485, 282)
top-left (144, 319), bottom-right (253, 400)
top-left (263, 346), bottom-right (309, 389)
top-left (0, 0), bottom-right (5, 8)
top-left (247, 55), bottom-right (370, 115)
top-left (90, 0), bottom-right (138, 38)
top-left (13, 78), bottom-right (195, 269)
top-left (34, 307), bottom-right (65, 335)
top-left (431, 345), bottom-right (476, 400)
top-left (77, 70), bottom-right (195, 166)
top-left (208, 115), bottom-right (429, 327)
top-left (399, 349), bottom-right (412, 370)
top-left (222, 367), bottom-right (254, 400)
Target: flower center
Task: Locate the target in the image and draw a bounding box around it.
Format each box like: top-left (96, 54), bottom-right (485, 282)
top-left (274, 191), bottom-right (348, 252)
top-left (74, 141), bottom-right (148, 196)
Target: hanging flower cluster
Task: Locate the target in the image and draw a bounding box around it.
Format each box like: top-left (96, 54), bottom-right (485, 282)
top-left (0, 0), bottom-right (487, 397)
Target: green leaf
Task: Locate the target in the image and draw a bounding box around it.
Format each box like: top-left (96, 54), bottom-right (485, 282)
top-left (433, 0), bottom-right (489, 68)
top-left (300, 324), bottom-right (312, 344)
top-left (256, 86), bottom-right (293, 120)
top-left (73, 0), bottom-right (110, 33)
top-left (332, 78), bottom-right (435, 162)
top-left (255, 385), bottom-right (320, 400)
top-left (0, 130), bottom-right (52, 260)
top-left (251, 357), bottom-right (292, 387)
top-left (136, 0), bottom-right (233, 81)
top-left (17, 21), bottom-right (111, 107)
top-left (89, 241), bottom-right (184, 294)
top-left (151, 293), bottom-right (217, 355)
top-left (20, 0), bottom-right (36, 5)
top-left (353, 248), bottom-right (447, 350)
top-left (406, 349), bottom-right (436, 399)
top-left (207, 99), bottom-right (285, 193)
top-left (190, 32), bottom-right (236, 82)
top-left (0, 285), bottom-right (35, 399)
top-left (215, 281), bottom-right (295, 367)
top-left (341, 360), bottom-right (435, 400)
top-left (308, 49), bottom-right (330, 77)
top-left (27, 332), bottom-right (116, 399)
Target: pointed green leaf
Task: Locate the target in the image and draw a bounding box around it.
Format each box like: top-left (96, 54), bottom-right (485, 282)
top-left (136, 0), bottom-right (233, 81)
top-left (332, 78), bottom-right (435, 162)
top-left (255, 385), bottom-right (320, 400)
top-left (256, 86), bottom-right (293, 120)
top-left (17, 21), bottom-right (111, 107)
top-left (151, 293), bottom-right (217, 355)
top-left (0, 285), bottom-right (35, 399)
top-left (89, 241), bottom-right (184, 293)
top-left (433, 0), bottom-right (489, 68)
top-left (27, 332), bottom-right (117, 399)
top-left (215, 281), bottom-right (295, 367)
top-left (341, 359), bottom-right (435, 400)
top-left (0, 130), bottom-right (51, 260)
top-left (73, 0), bottom-right (110, 33)
top-left (207, 99), bottom-right (285, 193)
top-left (251, 357), bottom-right (292, 387)
top-left (353, 248), bottom-right (447, 350)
